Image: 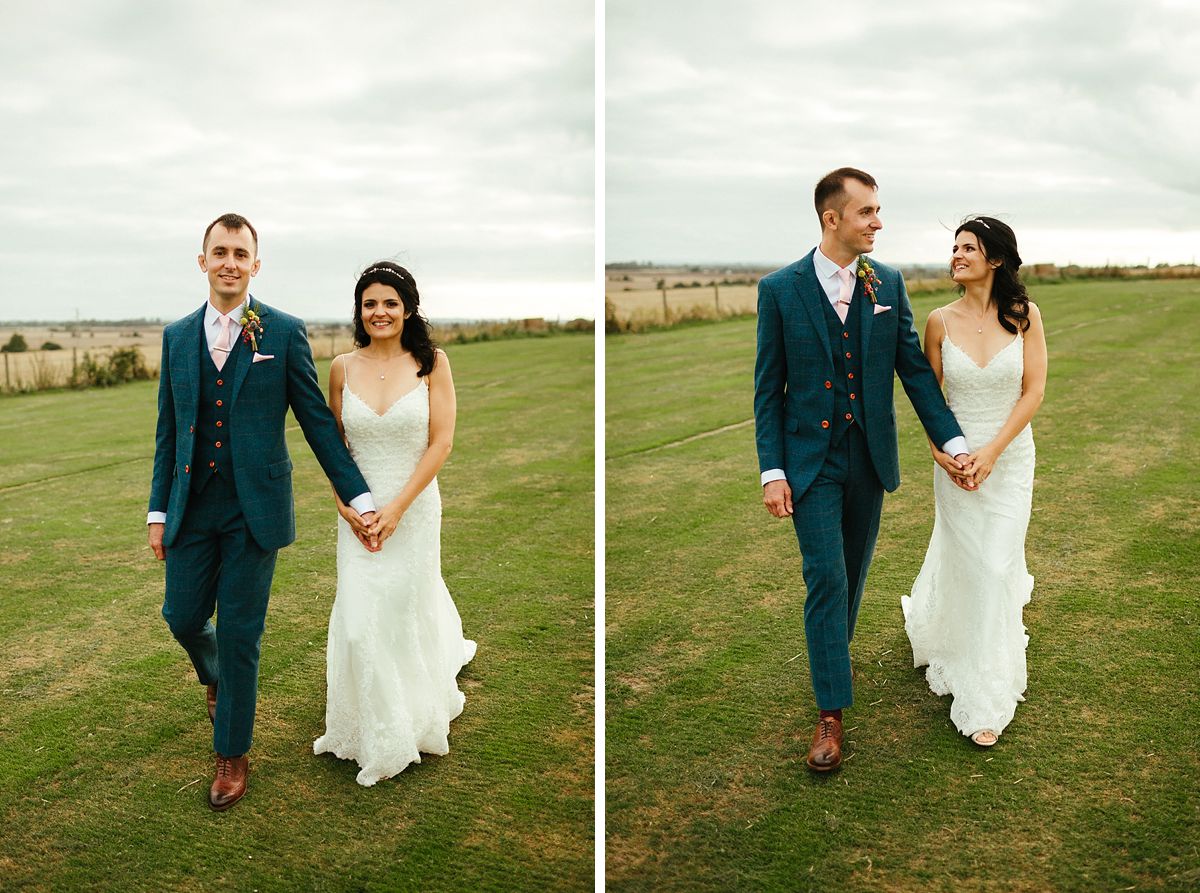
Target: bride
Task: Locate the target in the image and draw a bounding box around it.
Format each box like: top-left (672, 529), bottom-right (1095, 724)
top-left (902, 217), bottom-right (1046, 747)
top-left (314, 261), bottom-right (476, 785)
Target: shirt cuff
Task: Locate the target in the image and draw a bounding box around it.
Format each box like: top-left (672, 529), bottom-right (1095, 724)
top-left (147, 512), bottom-right (167, 525)
top-left (942, 436), bottom-right (969, 457)
top-left (348, 493), bottom-right (376, 515)
top-left (761, 468), bottom-right (787, 486)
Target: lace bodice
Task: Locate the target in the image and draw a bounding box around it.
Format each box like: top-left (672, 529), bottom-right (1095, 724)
top-left (341, 379), bottom-right (433, 506)
top-left (941, 332), bottom-right (1029, 451)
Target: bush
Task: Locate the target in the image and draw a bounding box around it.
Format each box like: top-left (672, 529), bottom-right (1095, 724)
top-left (71, 347), bottom-right (154, 388)
top-left (41, 341), bottom-right (63, 351)
top-left (2, 333), bottom-right (28, 353)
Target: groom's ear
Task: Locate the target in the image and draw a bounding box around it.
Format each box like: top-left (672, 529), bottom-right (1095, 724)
top-left (197, 253), bottom-right (207, 272)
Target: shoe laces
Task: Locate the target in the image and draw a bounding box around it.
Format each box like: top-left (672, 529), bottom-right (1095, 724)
top-left (216, 756), bottom-right (232, 777)
top-left (818, 719), bottom-right (837, 740)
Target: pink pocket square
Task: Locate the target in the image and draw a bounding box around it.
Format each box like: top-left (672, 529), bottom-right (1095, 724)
top-left (252, 352), bottom-right (275, 363)
top-left (873, 304), bottom-right (892, 315)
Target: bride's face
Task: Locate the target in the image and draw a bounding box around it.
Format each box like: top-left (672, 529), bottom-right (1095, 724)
top-left (950, 231), bottom-right (998, 285)
top-left (360, 283), bottom-right (410, 342)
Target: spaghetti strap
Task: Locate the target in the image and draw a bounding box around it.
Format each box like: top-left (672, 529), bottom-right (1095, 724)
top-left (937, 307), bottom-right (951, 344)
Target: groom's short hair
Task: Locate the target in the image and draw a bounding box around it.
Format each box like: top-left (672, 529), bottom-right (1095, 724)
top-left (815, 168), bottom-right (878, 225)
top-left (203, 213), bottom-right (258, 253)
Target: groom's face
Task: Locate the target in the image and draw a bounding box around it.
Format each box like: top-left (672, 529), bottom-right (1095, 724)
top-left (198, 224), bottom-right (260, 303)
top-left (831, 179), bottom-right (882, 256)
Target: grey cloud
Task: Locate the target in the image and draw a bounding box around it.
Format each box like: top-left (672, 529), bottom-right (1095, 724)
top-left (607, 0), bottom-right (1200, 265)
top-left (0, 0), bottom-right (594, 321)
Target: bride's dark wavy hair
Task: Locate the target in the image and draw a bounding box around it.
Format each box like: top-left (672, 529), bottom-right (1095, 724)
top-left (352, 261), bottom-right (437, 376)
top-left (954, 216), bottom-right (1031, 334)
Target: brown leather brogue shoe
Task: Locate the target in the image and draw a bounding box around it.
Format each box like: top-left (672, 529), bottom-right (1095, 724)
top-left (209, 754), bottom-right (249, 811)
top-left (206, 684), bottom-right (218, 725)
top-left (806, 716), bottom-right (844, 772)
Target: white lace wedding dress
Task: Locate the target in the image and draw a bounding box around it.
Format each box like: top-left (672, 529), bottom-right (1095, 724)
top-left (314, 377), bottom-right (476, 786)
top-left (901, 330), bottom-right (1034, 739)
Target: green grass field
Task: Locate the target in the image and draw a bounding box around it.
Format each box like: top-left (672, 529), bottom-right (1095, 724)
top-left (606, 279), bottom-right (1200, 891)
top-left (0, 334), bottom-right (594, 892)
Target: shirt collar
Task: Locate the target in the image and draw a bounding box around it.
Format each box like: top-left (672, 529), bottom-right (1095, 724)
top-left (813, 246), bottom-right (858, 281)
top-left (205, 298), bottom-right (247, 329)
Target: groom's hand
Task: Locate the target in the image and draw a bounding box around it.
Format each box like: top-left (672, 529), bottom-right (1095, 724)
top-left (950, 453), bottom-right (976, 491)
top-left (148, 522), bottom-right (166, 560)
top-left (357, 511), bottom-right (381, 552)
top-left (763, 480), bottom-right (793, 518)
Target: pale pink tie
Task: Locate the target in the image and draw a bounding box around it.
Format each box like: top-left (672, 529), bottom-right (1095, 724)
top-left (212, 315), bottom-right (233, 371)
top-left (835, 268), bottom-right (853, 323)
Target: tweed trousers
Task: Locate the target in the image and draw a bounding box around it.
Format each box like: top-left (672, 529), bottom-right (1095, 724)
top-left (162, 471), bottom-right (277, 757)
top-left (790, 424), bottom-right (884, 710)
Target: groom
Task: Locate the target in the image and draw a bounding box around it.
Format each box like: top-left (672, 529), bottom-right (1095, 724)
top-left (147, 213), bottom-right (376, 809)
top-left (754, 168), bottom-right (970, 772)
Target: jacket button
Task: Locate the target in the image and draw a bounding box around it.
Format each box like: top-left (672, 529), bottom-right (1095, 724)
top-left (216, 399), bottom-right (223, 407)
top-left (209, 461), bottom-right (216, 468)
top-left (216, 379), bottom-right (224, 386)
top-left (845, 352), bottom-right (852, 359)
top-left (821, 420), bottom-right (830, 429)
top-left (849, 393), bottom-right (856, 400)
top-left (189, 425), bottom-right (194, 433)
top-left (216, 421), bottom-right (223, 428)
top-left (184, 465), bottom-right (190, 473)
top-left (215, 441), bottom-right (222, 448)
top-left (824, 380), bottom-right (832, 389)
top-left (845, 413), bottom-right (853, 420)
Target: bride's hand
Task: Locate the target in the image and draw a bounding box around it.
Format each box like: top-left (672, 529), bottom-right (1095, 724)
top-left (367, 502), bottom-right (405, 544)
top-left (967, 445), bottom-right (1000, 486)
top-left (932, 447), bottom-right (976, 492)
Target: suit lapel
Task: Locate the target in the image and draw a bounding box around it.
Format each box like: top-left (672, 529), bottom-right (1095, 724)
top-left (792, 252), bottom-right (833, 363)
top-left (230, 298), bottom-right (267, 405)
top-left (857, 263), bottom-right (875, 350)
top-left (180, 306), bottom-right (205, 407)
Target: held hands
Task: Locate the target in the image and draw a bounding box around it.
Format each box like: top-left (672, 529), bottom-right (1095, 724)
top-left (365, 502), bottom-right (406, 544)
top-left (933, 447), bottom-right (1000, 491)
top-left (337, 501), bottom-right (382, 552)
top-left (965, 445), bottom-right (999, 486)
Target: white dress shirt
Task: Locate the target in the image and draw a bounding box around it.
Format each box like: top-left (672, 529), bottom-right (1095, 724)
top-left (760, 249), bottom-right (969, 486)
top-left (148, 300), bottom-right (376, 524)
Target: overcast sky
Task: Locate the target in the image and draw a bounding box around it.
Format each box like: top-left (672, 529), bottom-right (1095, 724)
top-left (607, 0), bottom-right (1200, 269)
top-left (0, 1), bottom-right (594, 323)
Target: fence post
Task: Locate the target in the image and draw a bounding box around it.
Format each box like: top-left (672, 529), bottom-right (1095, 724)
top-left (3, 352), bottom-right (8, 391)
top-left (72, 347), bottom-right (78, 381)
top-left (661, 286), bottom-right (668, 322)
top-left (714, 282), bottom-right (720, 312)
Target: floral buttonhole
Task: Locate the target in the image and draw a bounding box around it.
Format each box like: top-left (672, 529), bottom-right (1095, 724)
top-left (856, 257), bottom-right (882, 304)
top-left (239, 300), bottom-right (267, 352)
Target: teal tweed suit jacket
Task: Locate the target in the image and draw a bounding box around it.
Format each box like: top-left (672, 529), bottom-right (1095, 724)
top-left (754, 250), bottom-right (963, 499)
top-left (149, 299), bottom-right (369, 552)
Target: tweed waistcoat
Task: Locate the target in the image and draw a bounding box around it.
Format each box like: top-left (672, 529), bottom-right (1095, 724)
top-left (191, 323), bottom-right (244, 492)
top-left (819, 293), bottom-right (864, 444)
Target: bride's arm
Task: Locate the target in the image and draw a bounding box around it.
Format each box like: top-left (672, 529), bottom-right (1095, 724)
top-left (924, 309), bottom-right (947, 387)
top-left (327, 355), bottom-right (373, 544)
top-left (923, 311), bottom-right (974, 490)
top-left (968, 303), bottom-right (1047, 484)
top-left (369, 350), bottom-right (457, 542)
